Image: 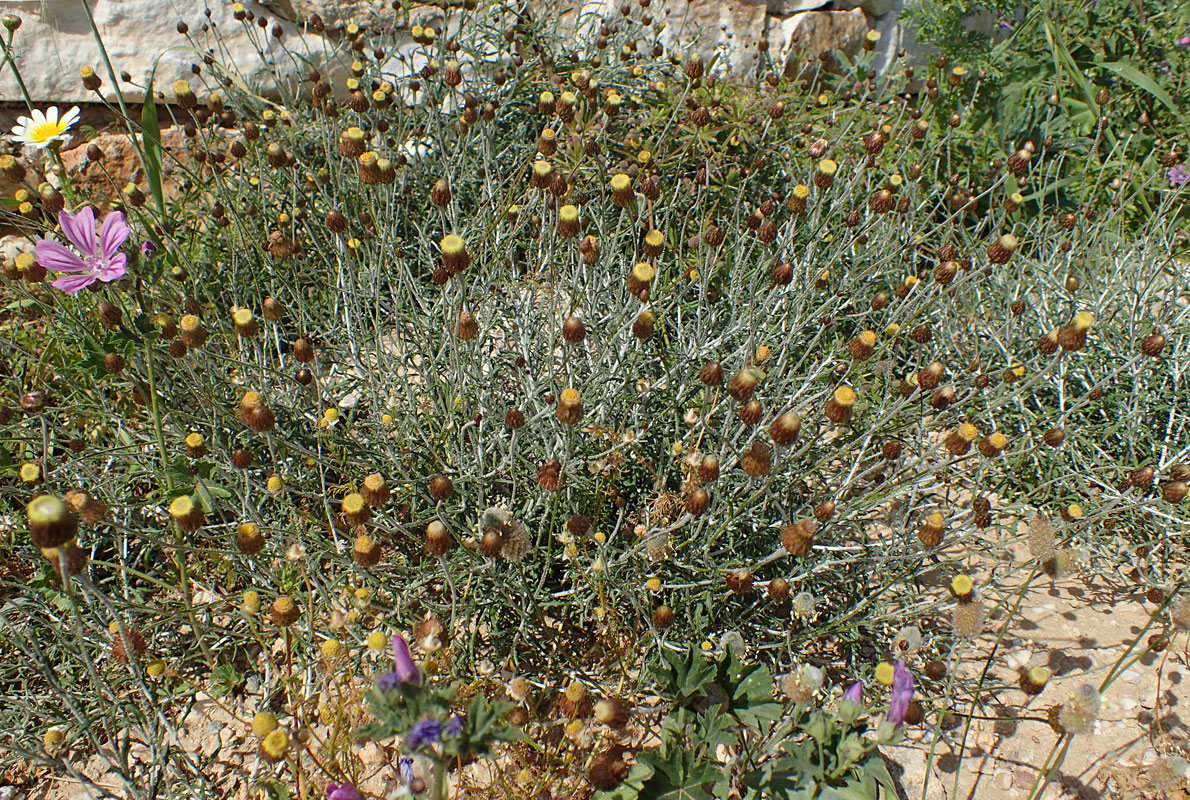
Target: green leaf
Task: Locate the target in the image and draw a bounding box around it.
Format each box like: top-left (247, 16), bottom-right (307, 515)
top-left (1094, 60), bottom-right (1176, 112)
top-left (141, 71), bottom-right (166, 214)
top-left (209, 663), bottom-right (243, 697)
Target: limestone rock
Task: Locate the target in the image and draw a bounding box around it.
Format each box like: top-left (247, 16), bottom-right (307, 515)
top-left (766, 9), bottom-right (869, 78)
top-left (0, 0), bottom-right (332, 104)
top-left (57, 128), bottom-right (192, 201)
top-left (835, 0), bottom-right (895, 19)
top-left (655, 0), bottom-right (770, 73)
top-left (272, 0), bottom-right (391, 27)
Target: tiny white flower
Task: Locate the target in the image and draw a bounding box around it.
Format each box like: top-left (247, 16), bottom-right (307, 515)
top-left (12, 106), bottom-right (81, 150)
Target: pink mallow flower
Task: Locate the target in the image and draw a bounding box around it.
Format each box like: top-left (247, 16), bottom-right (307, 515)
top-left (35, 206), bottom-right (130, 294)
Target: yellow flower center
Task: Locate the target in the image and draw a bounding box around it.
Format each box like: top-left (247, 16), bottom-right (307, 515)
top-left (27, 120), bottom-right (68, 143)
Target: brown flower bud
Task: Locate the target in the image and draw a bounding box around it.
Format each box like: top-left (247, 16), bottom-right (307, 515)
top-left (425, 520), bottom-right (453, 555)
top-left (781, 520), bottom-right (817, 556)
top-left (740, 442), bottom-right (771, 476)
top-left (429, 474), bottom-right (454, 501)
top-left (685, 487), bottom-right (710, 516)
top-left (770, 412), bottom-right (801, 446)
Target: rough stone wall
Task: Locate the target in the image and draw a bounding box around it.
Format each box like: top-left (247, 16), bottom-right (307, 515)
top-left (0, 0), bottom-right (913, 106)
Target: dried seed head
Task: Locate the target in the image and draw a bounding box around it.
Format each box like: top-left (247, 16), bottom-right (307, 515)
top-left (631, 311), bottom-right (654, 339)
top-left (698, 454), bottom-right (720, 482)
top-left (917, 361), bottom-right (945, 390)
top-left (952, 599), bottom-right (985, 636)
top-left (64, 490), bottom-right (107, 524)
top-left (236, 522), bottom-right (266, 555)
top-left (556, 315), bottom-right (586, 346)
top-left (556, 388), bottom-right (584, 424)
top-left (727, 369), bottom-right (760, 401)
top-left (589, 746), bottom-right (633, 790)
top-left (168, 495), bottom-right (205, 532)
top-left (425, 520), bottom-right (453, 554)
top-left (1019, 666), bottom-right (1050, 696)
top-left (685, 487), bottom-right (711, 516)
top-left (740, 441), bottom-right (771, 476)
top-left (538, 460), bottom-right (563, 491)
top-left (456, 310), bottom-right (479, 340)
top-left (917, 511), bottom-right (945, 547)
top-left (653, 605), bottom-right (675, 628)
top-left (342, 493), bottom-right (371, 526)
top-left (270, 596), bottom-right (300, 627)
top-left (594, 698), bottom-right (632, 728)
top-left (824, 385), bottom-right (856, 424)
top-left (1141, 332), bottom-right (1166, 357)
top-left (770, 412), bottom-right (801, 445)
top-left (726, 569), bottom-right (753, 594)
top-left (361, 473), bottom-right (390, 507)
top-left (781, 520), bottom-right (817, 556)
top-left (699, 361), bottom-right (723, 386)
top-left (28, 494), bottom-right (79, 548)
top-left (739, 400), bottom-right (762, 426)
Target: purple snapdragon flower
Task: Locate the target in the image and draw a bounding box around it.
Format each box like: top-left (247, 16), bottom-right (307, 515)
top-left (444, 714), bottom-right (464, 737)
top-left (405, 717), bottom-right (445, 750)
top-left (140, 240), bottom-right (157, 257)
top-left (843, 681), bottom-right (863, 704)
top-left (325, 783), bottom-right (362, 800)
top-left (378, 633), bottom-right (421, 689)
top-left (887, 660), bottom-right (915, 727)
top-left (1169, 164), bottom-right (1189, 187)
top-left (35, 206), bottom-right (130, 294)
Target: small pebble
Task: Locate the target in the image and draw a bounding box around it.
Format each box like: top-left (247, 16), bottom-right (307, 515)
top-left (1006, 649), bottom-right (1031, 670)
top-left (995, 771), bottom-right (1013, 790)
top-left (1119, 668), bottom-right (1141, 684)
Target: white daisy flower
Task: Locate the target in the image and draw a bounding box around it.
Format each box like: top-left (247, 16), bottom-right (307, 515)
top-left (12, 106), bottom-right (81, 150)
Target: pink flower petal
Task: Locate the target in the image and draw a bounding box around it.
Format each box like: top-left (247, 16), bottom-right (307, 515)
top-left (96, 253), bottom-right (127, 282)
top-left (35, 240), bottom-right (87, 272)
top-left (99, 211), bottom-right (131, 260)
top-left (59, 207), bottom-right (97, 256)
top-left (52, 272), bottom-right (97, 294)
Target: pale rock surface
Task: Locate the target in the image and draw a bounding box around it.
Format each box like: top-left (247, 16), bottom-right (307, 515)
top-left (0, 0), bottom-right (333, 104)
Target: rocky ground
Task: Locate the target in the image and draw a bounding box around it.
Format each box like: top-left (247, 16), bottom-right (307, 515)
top-left (887, 547), bottom-right (1188, 800)
top-left (7, 550), bottom-right (1186, 800)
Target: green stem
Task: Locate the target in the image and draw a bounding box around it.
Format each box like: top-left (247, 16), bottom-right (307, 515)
top-left (0, 28), bottom-right (35, 110)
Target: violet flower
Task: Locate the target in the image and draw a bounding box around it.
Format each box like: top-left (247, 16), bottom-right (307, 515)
top-left (35, 206), bottom-right (130, 294)
top-left (1169, 164), bottom-right (1189, 188)
top-left (398, 756), bottom-right (415, 785)
top-left (325, 783), bottom-right (362, 800)
top-left (843, 681), bottom-right (863, 704)
top-left (405, 717), bottom-right (445, 750)
top-left (139, 240), bottom-right (157, 257)
top-left (392, 633), bottom-right (420, 684)
top-left (444, 714), bottom-right (464, 737)
top-left (887, 660), bottom-right (915, 727)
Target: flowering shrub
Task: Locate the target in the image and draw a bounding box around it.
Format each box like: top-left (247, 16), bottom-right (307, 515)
top-left (0, 0), bottom-right (1187, 798)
